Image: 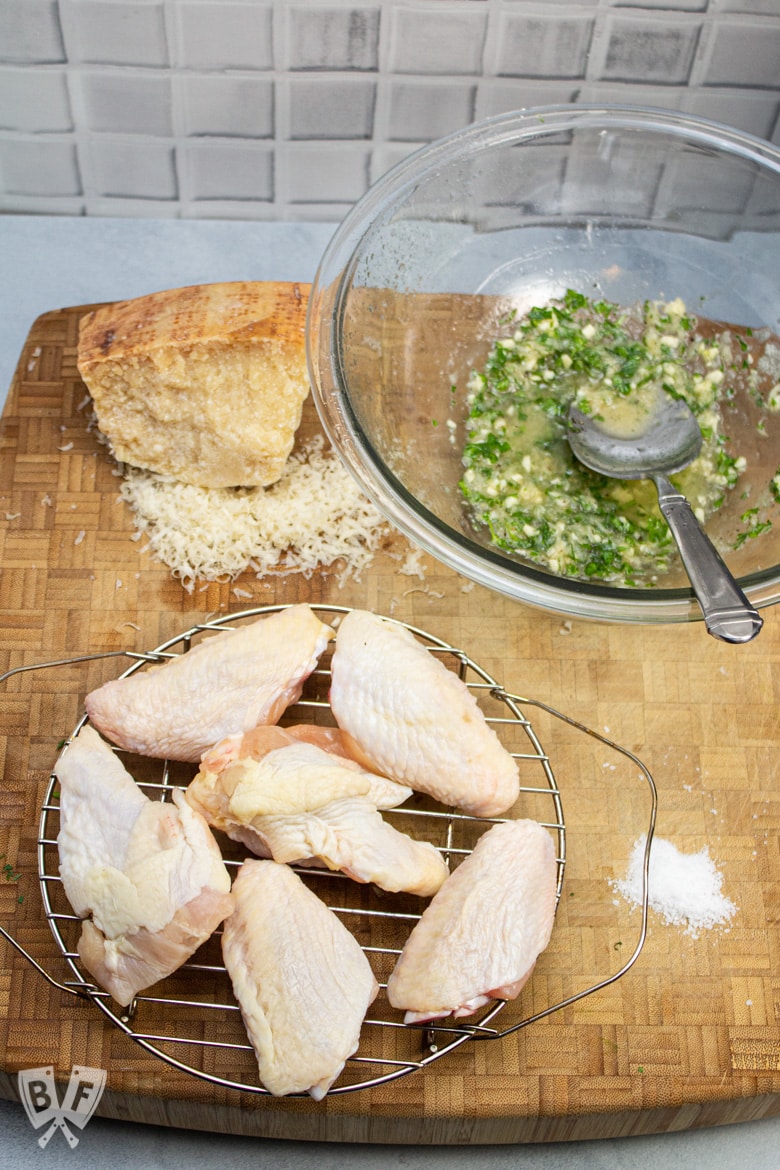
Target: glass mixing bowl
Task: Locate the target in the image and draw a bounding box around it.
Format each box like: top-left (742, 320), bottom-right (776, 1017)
top-left (307, 105), bottom-right (780, 623)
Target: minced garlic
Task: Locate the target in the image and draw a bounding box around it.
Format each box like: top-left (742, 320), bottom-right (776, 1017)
top-left (459, 290), bottom-right (744, 587)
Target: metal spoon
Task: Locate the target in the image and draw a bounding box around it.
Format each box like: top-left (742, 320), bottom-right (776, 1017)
top-left (566, 397), bottom-right (763, 644)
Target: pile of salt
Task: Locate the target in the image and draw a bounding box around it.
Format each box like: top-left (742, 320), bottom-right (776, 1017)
top-left (612, 835), bottom-right (736, 937)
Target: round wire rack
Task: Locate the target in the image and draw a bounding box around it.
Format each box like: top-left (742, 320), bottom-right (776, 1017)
top-left (0, 604), bottom-right (657, 1097)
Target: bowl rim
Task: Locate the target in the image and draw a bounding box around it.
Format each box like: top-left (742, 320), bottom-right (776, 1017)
top-left (314, 103), bottom-right (780, 264)
top-left (307, 103), bottom-right (780, 622)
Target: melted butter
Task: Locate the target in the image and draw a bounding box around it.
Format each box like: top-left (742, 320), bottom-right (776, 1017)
top-left (581, 383), bottom-right (660, 440)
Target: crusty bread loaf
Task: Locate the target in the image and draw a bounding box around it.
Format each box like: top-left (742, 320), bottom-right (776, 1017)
top-left (77, 281), bottom-right (311, 488)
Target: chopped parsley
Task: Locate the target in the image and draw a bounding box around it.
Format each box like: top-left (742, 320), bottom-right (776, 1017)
top-left (733, 508), bottom-right (773, 550)
top-left (1, 853), bottom-right (23, 903)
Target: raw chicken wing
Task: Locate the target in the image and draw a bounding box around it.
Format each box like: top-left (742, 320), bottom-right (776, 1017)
top-left (204, 720), bottom-right (357, 767)
top-left (194, 726), bottom-right (411, 812)
top-left (222, 859), bottom-right (379, 1098)
top-left (85, 604), bottom-right (333, 761)
top-left (386, 819), bottom-right (558, 1023)
top-left (56, 725), bottom-right (233, 1006)
top-left (330, 609), bottom-right (519, 816)
top-left (186, 739), bottom-right (447, 896)
top-left (244, 796), bottom-right (448, 897)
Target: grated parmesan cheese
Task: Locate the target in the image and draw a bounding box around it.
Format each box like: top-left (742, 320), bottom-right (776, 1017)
top-left (118, 436), bottom-right (392, 591)
top-left (397, 544), bottom-right (427, 580)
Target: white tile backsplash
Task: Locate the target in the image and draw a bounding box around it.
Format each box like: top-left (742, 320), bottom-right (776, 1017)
top-left (494, 11), bottom-right (595, 80)
top-left (178, 74), bottom-right (274, 137)
top-left (701, 20), bottom-right (780, 88)
top-left (711, 0), bottom-right (780, 12)
top-left (387, 78), bottom-right (476, 141)
top-left (0, 137), bottom-right (80, 194)
top-left (90, 137), bottom-right (177, 197)
top-left (476, 80), bottom-right (582, 120)
top-left (0, 1), bottom-right (65, 64)
top-left (183, 139), bottom-right (273, 200)
top-left (0, 68), bottom-right (73, 131)
top-left (68, 1), bottom-right (168, 67)
top-left (368, 139), bottom-right (420, 183)
top-left (79, 70), bottom-right (173, 134)
top-left (0, 0), bottom-right (778, 218)
top-left (683, 90), bottom-right (780, 142)
top-left (600, 13), bottom-right (701, 84)
top-left (286, 4), bottom-right (381, 71)
top-left (173, 1), bottom-right (273, 71)
top-left (284, 142), bottom-right (371, 202)
top-left (562, 134), bottom-right (662, 218)
top-left (287, 76), bottom-right (376, 138)
top-left (388, 6), bottom-right (487, 75)
top-left (654, 150), bottom-right (758, 218)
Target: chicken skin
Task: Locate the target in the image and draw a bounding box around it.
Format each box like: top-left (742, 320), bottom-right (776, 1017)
top-left (186, 738), bottom-right (448, 896)
top-left (236, 795), bottom-right (448, 897)
top-left (329, 609), bottom-right (519, 817)
top-left (56, 725), bottom-right (233, 1006)
top-left (386, 819), bottom-right (558, 1023)
top-left (193, 725), bottom-right (411, 812)
top-left (222, 859), bottom-right (379, 1098)
top-left (204, 721), bottom-right (361, 766)
top-left (85, 604), bottom-right (334, 762)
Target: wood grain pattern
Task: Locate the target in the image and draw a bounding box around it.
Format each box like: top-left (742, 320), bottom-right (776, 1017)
top-left (1, 304), bottom-right (780, 1144)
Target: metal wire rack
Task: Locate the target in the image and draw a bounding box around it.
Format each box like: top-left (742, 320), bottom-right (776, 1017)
top-left (0, 604), bottom-right (657, 1097)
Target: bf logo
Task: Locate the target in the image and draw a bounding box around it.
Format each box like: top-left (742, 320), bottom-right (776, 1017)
top-left (18, 1065), bottom-right (106, 1147)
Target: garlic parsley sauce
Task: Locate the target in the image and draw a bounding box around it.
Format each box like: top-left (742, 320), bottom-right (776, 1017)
top-left (459, 290), bottom-right (743, 586)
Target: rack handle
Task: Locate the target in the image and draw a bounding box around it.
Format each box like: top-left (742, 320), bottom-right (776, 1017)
top-left (0, 921), bottom-right (94, 999)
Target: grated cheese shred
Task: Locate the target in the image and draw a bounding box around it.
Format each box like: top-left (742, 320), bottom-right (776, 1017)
top-left (119, 436), bottom-right (392, 591)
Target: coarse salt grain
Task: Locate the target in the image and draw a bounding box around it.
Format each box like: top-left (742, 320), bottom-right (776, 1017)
top-left (611, 835), bottom-right (736, 937)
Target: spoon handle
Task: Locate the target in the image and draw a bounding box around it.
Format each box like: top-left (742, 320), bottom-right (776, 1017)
top-left (653, 474), bottom-right (763, 644)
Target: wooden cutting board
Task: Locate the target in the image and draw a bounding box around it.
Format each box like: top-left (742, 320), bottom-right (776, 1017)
top-left (1, 301), bottom-right (780, 1145)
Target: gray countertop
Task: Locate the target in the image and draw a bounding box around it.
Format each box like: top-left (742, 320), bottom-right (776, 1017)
top-left (1, 214), bottom-right (780, 1167)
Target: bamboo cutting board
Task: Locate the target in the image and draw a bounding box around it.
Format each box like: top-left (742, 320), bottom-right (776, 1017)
top-left (1, 301), bottom-right (780, 1145)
